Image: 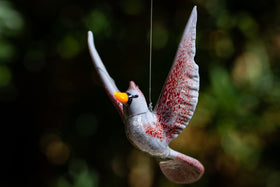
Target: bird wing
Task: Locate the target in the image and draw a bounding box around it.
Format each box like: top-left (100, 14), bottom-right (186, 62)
top-left (88, 31), bottom-right (124, 121)
top-left (153, 6), bottom-right (199, 143)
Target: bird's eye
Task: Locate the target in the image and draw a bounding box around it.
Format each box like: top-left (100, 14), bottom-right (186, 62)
top-left (126, 93), bottom-right (138, 105)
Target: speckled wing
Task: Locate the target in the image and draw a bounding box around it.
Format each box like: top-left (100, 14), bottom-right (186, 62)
top-left (88, 31), bottom-right (124, 121)
top-left (153, 6), bottom-right (199, 143)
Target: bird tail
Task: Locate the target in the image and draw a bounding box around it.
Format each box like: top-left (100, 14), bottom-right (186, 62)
top-left (159, 149), bottom-right (204, 184)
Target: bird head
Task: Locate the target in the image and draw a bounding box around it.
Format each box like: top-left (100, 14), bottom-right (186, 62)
top-left (114, 81), bottom-right (149, 118)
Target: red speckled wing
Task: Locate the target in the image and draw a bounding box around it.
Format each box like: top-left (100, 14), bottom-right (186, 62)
top-left (153, 6), bottom-right (199, 143)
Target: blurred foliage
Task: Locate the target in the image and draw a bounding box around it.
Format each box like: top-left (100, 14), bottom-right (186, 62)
top-left (1, 0), bottom-right (280, 187)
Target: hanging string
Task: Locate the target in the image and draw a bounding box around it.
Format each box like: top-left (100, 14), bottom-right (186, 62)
top-left (148, 0), bottom-right (153, 111)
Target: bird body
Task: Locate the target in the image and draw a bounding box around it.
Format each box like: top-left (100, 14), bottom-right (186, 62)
top-left (125, 110), bottom-right (170, 158)
top-left (87, 6), bottom-right (204, 184)
top-left (121, 81), bottom-right (170, 158)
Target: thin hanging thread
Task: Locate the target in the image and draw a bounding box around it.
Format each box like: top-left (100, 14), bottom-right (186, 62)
top-left (148, 0), bottom-right (153, 111)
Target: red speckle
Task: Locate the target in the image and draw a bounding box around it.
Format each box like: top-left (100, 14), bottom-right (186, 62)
top-left (145, 121), bottom-right (179, 142)
top-left (152, 14), bottom-right (199, 143)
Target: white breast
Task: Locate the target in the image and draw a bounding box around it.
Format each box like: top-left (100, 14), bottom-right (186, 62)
top-left (125, 112), bottom-right (170, 158)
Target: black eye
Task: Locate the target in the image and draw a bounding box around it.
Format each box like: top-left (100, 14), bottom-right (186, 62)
top-left (126, 93), bottom-right (138, 105)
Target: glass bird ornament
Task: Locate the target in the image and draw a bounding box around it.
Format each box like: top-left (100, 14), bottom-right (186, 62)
top-left (87, 6), bottom-right (204, 184)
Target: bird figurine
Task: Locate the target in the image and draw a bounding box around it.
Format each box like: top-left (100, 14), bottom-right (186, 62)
top-left (87, 6), bottom-right (204, 184)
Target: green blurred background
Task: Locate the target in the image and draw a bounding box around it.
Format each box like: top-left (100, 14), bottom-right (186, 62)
top-left (1, 0), bottom-right (280, 186)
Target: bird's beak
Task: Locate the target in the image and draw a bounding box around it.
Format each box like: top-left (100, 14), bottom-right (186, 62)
top-left (114, 92), bottom-right (129, 104)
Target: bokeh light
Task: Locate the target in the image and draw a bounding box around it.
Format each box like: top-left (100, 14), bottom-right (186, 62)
top-left (40, 133), bottom-right (70, 165)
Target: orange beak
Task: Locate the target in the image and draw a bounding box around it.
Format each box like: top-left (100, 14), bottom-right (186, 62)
top-left (114, 92), bottom-right (129, 104)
